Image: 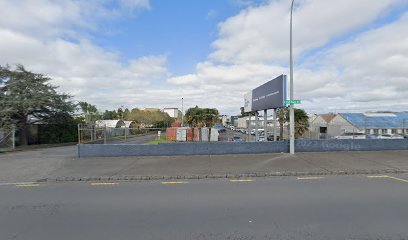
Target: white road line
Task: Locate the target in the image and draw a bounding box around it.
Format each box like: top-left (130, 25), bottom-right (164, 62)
top-left (90, 182), bottom-right (118, 186)
top-left (160, 181), bottom-right (189, 184)
top-left (0, 182), bottom-right (38, 186)
top-left (297, 177), bottom-right (324, 180)
top-left (229, 179), bottom-right (254, 182)
top-left (15, 184), bottom-right (41, 187)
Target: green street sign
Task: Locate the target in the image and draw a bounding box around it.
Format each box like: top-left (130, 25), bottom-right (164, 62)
top-left (285, 100), bottom-right (301, 105)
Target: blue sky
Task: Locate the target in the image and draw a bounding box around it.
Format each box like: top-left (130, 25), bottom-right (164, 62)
top-left (90, 0), bottom-right (253, 75)
top-left (1, 0), bottom-right (408, 114)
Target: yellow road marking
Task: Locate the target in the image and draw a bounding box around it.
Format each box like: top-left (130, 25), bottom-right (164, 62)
top-left (15, 184), bottom-right (41, 187)
top-left (90, 182), bottom-right (118, 186)
top-left (297, 177), bottom-right (324, 180)
top-left (367, 175), bottom-right (389, 178)
top-left (367, 175), bottom-right (408, 183)
top-left (161, 181), bottom-right (189, 184)
top-left (386, 176), bottom-right (408, 183)
top-left (229, 179), bottom-right (254, 182)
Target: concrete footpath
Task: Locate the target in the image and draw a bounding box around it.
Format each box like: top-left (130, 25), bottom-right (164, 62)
top-left (1, 145), bottom-right (408, 182)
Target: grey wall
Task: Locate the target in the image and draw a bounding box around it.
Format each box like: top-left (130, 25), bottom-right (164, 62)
top-left (296, 139), bottom-right (408, 152)
top-left (78, 141), bottom-right (289, 157)
top-left (78, 139), bottom-right (408, 157)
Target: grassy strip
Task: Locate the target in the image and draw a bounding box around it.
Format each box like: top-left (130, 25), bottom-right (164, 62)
top-left (146, 135), bottom-right (168, 145)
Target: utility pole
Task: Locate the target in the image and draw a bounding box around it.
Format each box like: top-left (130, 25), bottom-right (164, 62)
top-left (181, 97), bottom-right (184, 127)
top-left (289, 0), bottom-right (295, 154)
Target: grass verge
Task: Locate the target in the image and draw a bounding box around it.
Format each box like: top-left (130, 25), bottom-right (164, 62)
top-left (146, 135), bottom-right (168, 145)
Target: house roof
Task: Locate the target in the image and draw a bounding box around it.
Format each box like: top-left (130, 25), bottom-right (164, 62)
top-left (339, 113), bottom-right (408, 129)
top-left (320, 114), bottom-right (337, 123)
top-left (95, 120), bottom-right (125, 128)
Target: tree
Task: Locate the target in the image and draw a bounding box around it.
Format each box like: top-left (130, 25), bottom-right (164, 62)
top-left (276, 107), bottom-right (309, 140)
top-left (103, 110), bottom-right (118, 120)
top-left (126, 108), bottom-right (172, 127)
top-left (78, 101), bottom-right (100, 123)
top-left (0, 65), bottom-right (75, 145)
top-left (185, 106), bottom-right (219, 128)
top-left (276, 108), bottom-right (287, 141)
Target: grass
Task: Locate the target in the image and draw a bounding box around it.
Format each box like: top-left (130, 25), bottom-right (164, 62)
top-left (146, 135), bottom-right (168, 145)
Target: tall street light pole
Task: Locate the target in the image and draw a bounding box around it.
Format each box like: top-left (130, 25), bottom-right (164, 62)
top-left (181, 97), bottom-right (184, 127)
top-left (289, 0), bottom-right (295, 154)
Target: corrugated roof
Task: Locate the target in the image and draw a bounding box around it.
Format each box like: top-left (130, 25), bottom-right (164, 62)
top-left (339, 113), bottom-right (408, 129)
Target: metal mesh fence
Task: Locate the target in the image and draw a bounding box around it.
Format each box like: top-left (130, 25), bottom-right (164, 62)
top-left (78, 124), bottom-right (165, 144)
top-left (0, 128), bottom-right (15, 152)
top-left (232, 119), bottom-right (408, 142)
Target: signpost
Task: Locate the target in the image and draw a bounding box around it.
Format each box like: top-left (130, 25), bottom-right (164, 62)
top-left (285, 100), bottom-right (301, 105)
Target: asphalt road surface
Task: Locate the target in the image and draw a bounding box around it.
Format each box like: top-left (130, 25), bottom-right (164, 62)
top-left (106, 133), bottom-right (159, 144)
top-left (219, 129), bottom-right (249, 142)
top-left (1, 175), bottom-right (408, 240)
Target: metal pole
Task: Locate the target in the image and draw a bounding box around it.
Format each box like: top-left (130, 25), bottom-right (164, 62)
top-left (181, 97), bottom-right (184, 127)
top-left (248, 114), bottom-right (252, 142)
top-left (289, 0), bottom-right (295, 154)
top-left (264, 109), bottom-right (267, 141)
top-left (273, 109), bottom-right (277, 141)
top-left (11, 128), bottom-right (15, 149)
top-left (255, 111), bottom-right (259, 141)
top-left (104, 125), bottom-right (107, 145)
top-left (77, 123), bottom-right (81, 144)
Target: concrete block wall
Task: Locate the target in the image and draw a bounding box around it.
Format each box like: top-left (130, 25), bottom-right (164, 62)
top-left (78, 139), bottom-right (408, 157)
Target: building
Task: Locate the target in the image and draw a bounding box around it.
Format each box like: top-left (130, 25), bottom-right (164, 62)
top-left (230, 116), bottom-right (239, 127)
top-left (309, 113), bottom-right (337, 139)
top-left (333, 112), bottom-right (408, 135)
top-left (220, 115), bottom-right (229, 126)
top-left (163, 108), bottom-right (179, 118)
top-left (309, 112), bottom-right (408, 139)
top-left (237, 116), bottom-right (277, 129)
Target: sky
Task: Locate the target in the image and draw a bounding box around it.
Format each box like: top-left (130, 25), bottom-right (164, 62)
top-left (1, 0), bottom-right (408, 116)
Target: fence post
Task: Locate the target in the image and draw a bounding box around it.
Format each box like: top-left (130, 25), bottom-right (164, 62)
top-left (11, 128), bottom-right (15, 149)
top-left (77, 124), bottom-right (81, 144)
top-left (104, 125), bottom-right (107, 145)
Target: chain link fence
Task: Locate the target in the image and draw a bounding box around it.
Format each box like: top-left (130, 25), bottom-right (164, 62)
top-left (78, 124), bottom-right (165, 144)
top-left (232, 119), bottom-right (408, 141)
top-left (0, 128), bottom-right (15, 152)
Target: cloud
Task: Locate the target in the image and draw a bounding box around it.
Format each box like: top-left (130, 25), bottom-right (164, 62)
top-left (211, 0), bottom-right (400, 64)
top-left (0, 0), bottom-right (166, 111)
top-left (167, 0), bottom-right (408, 114)
top-left (1, 0), bottom-right (407, 115)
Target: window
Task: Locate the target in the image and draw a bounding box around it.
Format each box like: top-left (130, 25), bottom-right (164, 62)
top-left (382, 129), bottom-right (388, 134)
top-left (373, 129), bottom-right (379, 134)
top-left (365, 129), bottom-right (370, 134)
top-left (391, 129), bottom-right (397, 134)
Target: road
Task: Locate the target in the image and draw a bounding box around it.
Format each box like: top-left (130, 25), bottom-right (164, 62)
top-left (219, 129), bottom-right (249, 142)
top-left (1, 175), bottom-right (408, 240)
top-left (106, 133), bottom-right (158, 144)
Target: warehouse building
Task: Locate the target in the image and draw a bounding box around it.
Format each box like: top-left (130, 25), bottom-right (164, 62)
top-left (309, 112), bottom-right (408, 139)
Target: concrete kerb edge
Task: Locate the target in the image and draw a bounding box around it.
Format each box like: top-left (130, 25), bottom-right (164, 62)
top-left (37, 169), bottom-right (408, 183)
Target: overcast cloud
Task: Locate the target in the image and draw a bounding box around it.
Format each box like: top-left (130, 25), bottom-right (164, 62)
top-left (0, 0), bottom-right (407, 115)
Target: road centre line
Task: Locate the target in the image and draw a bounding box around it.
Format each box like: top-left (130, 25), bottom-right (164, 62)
top-left (229, 179), bottom-right (254, 182)
top-left (297, 177), bottom-right (324, 180)
top-left (161, 181), bottom-right (189, 184)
